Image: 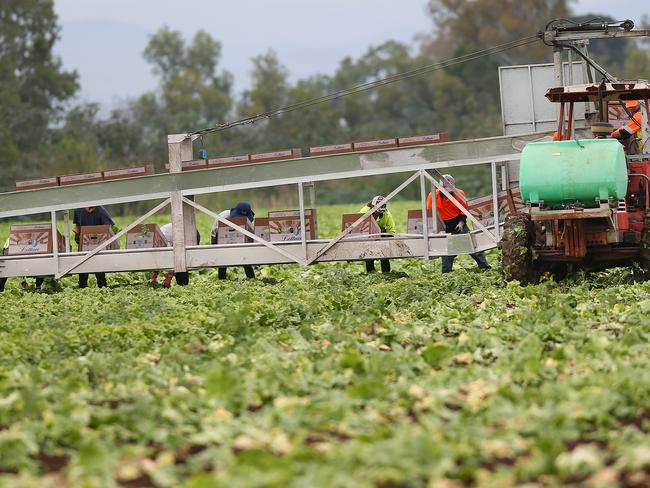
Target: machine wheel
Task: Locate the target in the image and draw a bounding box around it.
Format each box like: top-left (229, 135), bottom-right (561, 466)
top-left (501, 214), bottom-right (537, 284)
top-left (537, 262), bottom-right (568, 282)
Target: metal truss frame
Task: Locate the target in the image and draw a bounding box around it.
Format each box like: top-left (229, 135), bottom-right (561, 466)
top-left (0, 133), bottom-right (519, 280)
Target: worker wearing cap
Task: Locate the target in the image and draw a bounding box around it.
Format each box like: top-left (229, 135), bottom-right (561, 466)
top-left (73, 206), bottom-right (115, 288)
top-left (611, 100), bottom-right (644, 153)
top-left (211, 202), bottom-right (256, 280)
top-left (427, 174), bottom-right (491, 273)
top-left (359, 195), bottom-right (396, 273)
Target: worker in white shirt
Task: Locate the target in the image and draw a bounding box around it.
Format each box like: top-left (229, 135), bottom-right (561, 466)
top-left (149, 223), bottom-right (200, 287)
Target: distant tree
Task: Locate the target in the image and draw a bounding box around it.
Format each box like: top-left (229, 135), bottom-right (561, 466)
top-left (0, 0), bottom-right (78, 189)
top-left (424, 0), bottom-right (572, 63)
top-left (238, 50), bottom-right (290, 116)
top-left (130, 27), bottom-right (234, 164)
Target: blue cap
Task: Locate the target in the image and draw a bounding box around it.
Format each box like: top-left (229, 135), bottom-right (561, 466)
top-left (231, 202), bottom-right (254, 222)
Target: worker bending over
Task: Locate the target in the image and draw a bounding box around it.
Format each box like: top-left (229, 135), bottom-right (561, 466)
top-left (610, 100), bottom-right (644, 154)
top-left (211, 202), bottom-right (256, 280)
top-left (149, 223), bottom-right (200, 287)
top-left (73, 206), bottom-right (115, 288)
top-left (427, 174), bottom-right (491, 273)
top-left (359, 195), bottom-right (396, 273)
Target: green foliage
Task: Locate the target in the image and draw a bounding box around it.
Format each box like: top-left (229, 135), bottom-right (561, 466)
top-left (2, 207), bottom-right (650, 486)
top-left (0, 0), bottom-right (78, 188)
top-left (5, 0), bottom-right (650, 207)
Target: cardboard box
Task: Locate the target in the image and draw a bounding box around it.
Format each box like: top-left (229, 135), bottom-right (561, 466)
top-left (407, 209), bottom-right (434, 235)
top-left (126, 224), bottom-right (168, 249)
top-left (249, 148), bottom-right (302, 163)
top-left (341, 213), bottom-right (381, 235)
top-left (165, 160), bottom-right (207, 172)
top-left (15, 177), bottom-right (59, 191)
top-left (268, 209), bottom-right (318, 241)
top-left (309, 143), bottom-right (353, 156)
top-left (215, 216), bottom-right (253, 245)
top-left (102, 165), bottom-right (155, 180)
top-left (353, 138), bottom-right (398, 152)
top-left (398, 133), bottom-right (449, 147)
top-left (59, 172), bottom-right (104, 186)
top-left (468, 189), bottom-right (524, 227)
top-left (79, 225), bottom-right (120, 251)
top-left (254, 217), bottom-right (270, 241)
top-left (207, 154), bottom-right (251, 168)
top-left (8, 224), bottom-right (65, 255)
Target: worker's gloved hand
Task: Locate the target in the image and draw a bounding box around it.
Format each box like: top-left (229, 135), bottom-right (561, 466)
top-left (455, 221), bottom-right (465, 232)
top-left (162, 271), bottom-right (174, 288)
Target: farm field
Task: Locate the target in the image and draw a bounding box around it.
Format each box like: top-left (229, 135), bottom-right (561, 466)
top-left (2, 205), bottom-right (650, 487)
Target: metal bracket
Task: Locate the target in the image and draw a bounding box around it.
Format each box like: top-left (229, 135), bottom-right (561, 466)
top-left (55, 198), bottom-right (171, 278)
top-left (305, 171), bottom-right (421, 265)
top-left (182, 197), bottom-right (306, 265)
top-left (422, 170), bottom-right (500, 242)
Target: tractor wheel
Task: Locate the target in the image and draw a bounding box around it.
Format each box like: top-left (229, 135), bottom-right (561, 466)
top-left (537, 262), bottom-right (568, 282)
top-left (501, 213), bottom-right (536, 284)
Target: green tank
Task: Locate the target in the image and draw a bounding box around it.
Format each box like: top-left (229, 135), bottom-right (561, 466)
top-left (520, 139), bottom-right (628, 206)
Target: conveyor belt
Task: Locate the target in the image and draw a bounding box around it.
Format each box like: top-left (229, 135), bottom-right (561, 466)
top-left (0, 131), bottom-right (544, 218)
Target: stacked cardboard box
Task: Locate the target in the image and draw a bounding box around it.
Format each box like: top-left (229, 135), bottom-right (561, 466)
top-left (164, 160), bottom-right (208, 172)
top-left (398, 133), bottom-right (449, 147)
top-left (59, 172), bottom-right (104, 186)
top-left (8, 224), bottom-right (65, 255)
top-left (353, 138), bottom-right (398, 151)
top-left (126, 224), bottom-right (168, 249)
top-left (216, 217), bottom-right (253, 245)
top-left (268, 209), bottom-right (318, 241)
top-left (15, 177), bottom-right (59, 191)
top-left (468, 189), bottom-right (523, 227)
top-left (309, 143), bottom-right (353, 156)
top-left (407, 210), bottom-right (434, 235)
top-left (254, 217), bottom-right (270, 241)
top-left (79, 225), bottom-right (120, 251)
top-left (341, 213), bottom-right (381, 235)
top-left (102, 165), bottom-right (155, 180)
top-left (207, 155), bottom-right (251, 168)
top-left (250, 148), bottom-right (302, 163)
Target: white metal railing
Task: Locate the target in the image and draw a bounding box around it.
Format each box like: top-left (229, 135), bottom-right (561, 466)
top-left (0, 137), bottom-right (517, 279)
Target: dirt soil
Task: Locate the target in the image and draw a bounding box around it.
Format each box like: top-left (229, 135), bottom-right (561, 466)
top-left (501, 213), bottom-right (535, 283)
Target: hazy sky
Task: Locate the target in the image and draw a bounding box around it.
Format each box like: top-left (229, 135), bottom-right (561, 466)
top-left (53, 0), bottom-right (650, 108)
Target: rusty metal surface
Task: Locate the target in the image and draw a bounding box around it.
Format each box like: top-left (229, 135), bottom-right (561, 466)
top-left (546, 82), bottom-right (650, 103)
top-left (530, 207), bottom-right (612, 221)
top-left (563, 220), bottom-right (587, 257)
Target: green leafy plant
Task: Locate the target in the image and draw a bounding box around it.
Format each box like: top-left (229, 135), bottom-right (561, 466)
top-left (1, 207), bottom-right (650, 487)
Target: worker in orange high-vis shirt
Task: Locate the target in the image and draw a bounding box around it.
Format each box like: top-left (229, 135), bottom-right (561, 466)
top-left (427, 174), bottom-right (491, 273)
top-left (611, 100), bottom-right (644, 154)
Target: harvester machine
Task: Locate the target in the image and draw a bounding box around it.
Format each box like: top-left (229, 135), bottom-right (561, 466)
top-left (502, 82), bottom-right (650, 282)
top-left (501, 19), bottom-right (650, 282)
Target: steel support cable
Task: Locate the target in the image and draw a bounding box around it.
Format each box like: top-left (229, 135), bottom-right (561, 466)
top-left (190, 35), bottom-right (541, 137)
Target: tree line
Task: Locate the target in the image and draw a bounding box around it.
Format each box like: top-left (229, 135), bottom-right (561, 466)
top-left (1, 0), bottom-right (649, 204)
